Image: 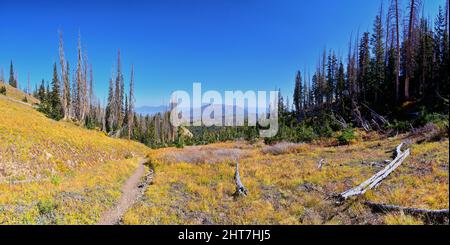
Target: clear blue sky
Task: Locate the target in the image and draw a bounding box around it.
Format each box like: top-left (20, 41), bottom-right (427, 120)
top-left (0, 0), bottom-right (444, 107)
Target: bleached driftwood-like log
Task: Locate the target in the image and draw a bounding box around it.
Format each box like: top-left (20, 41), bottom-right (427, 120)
top-left (317, 159), bottom-right (325, 171)
top-left (364, 201), bottom-right (449, 222)
top-left (336, 143), bottom-right (410, 202)
top-left (233, 162), bottom-right (248, 197)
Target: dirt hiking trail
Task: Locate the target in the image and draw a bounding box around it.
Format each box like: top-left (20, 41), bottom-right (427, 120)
top-left (98, 157), bottom-right (152, 225)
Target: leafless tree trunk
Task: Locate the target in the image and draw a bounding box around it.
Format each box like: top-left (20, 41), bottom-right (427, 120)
top-left (27, 72), bottom-right (30, 95)
top-left (0, 67), bottom-right (4, 83)
top-left (404, 0), bottom-right (420, 99)
top-left (394, 0), bottom-right (401, 102)
top-left (128, 65), bottom-right (135, 139)
top-left (59, 30), bottom-right (71, 120)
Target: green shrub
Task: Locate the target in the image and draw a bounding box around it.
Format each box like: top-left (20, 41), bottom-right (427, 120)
top-left (0, 86), bottom-right (6, 95)
top-left (389, 120), bottom-right (411, 133)
top-left (37, 200), bottom-right (55, 215)
top-left (296, 125), bottom-right (317, 142)
top-left (50, 175), bottom-right (61, 185)
top-left (337, 127), bottom-right (356, 145)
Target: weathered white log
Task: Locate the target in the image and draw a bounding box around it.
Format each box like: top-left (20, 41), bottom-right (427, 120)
top-left (337, 143), bottom-right (410, 202)
top-left (233, 162), bottom-right (248, 197)
top-left (364, 201), bottom-right (449, 221)
top-left (317, 159), bottom-right (325, 171)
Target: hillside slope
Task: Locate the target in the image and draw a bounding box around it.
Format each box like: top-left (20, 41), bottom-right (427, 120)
top-left (0, 81), bottom-right (39, 105)
top-left (0, 93), bottom-right (149, 224)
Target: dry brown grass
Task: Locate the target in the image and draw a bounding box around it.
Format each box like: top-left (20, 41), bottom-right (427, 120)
top-left (261, 142), bottom-right (304, 155)
top-left (159, 144), bottom-right (250, 164)
top-left (123, 135), bottom-right (448, 225)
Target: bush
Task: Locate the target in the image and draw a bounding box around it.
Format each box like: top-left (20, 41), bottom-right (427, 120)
top-left (417, 111), bottom-right (448, 130)
top-left (389, 120), bottom-right (411, 133)
top-left (0, 86), bottom-right (6, 95)
top-left (336, 127), bottom-right (356, 145)
top-left (37, 200), bottom-right (55, 215)
top-left (296, 125), bottom-right (317, 142)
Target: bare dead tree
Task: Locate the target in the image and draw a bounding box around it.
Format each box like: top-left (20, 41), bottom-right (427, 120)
top-left (233, 162), bottom-right (248, 197)
top-left (128, 64), bottom-right (135, 139)
top-left (27, 72), bottom-right (30, 95)
top-left (394, 0), bottom-right (401, 102)
top-left (59, 30), bottom-right (71, 120)
top-left (0, 67), bottom-right (4, 83)
top-left (404, 0), bottom-right (422, 99)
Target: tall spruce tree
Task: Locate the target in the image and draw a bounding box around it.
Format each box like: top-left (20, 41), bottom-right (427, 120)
top-left (9, 61), bottom-right (17, 88)
top-left (50, 63), bottom-right (63, 120)
top-left (293, 71), bottom-right (303, 120)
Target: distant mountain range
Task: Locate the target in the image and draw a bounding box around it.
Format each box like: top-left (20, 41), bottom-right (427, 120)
top-left (136, 104), bottom-right (266, 118)
top-left (135, 105), bottom-right (169, 116)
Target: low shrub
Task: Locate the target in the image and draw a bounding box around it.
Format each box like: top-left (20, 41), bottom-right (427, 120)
top-left (336, 127), bottom-right (356, 145)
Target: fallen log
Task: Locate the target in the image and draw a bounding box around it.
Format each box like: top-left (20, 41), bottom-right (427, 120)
top-left (233, 162), bottom-right (248, 197)
top-left (364, 201), bottom-right (449, 223)
top-left (336, 143), bottom-right (410, 202)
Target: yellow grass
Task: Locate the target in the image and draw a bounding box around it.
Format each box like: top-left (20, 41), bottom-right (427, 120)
top-left (0, 94), bottom-right (149, 224)
top-left (123, 136), bottom-right (449, 225)
top-left (0, 96), bottom-right (147, 181)
top-left (0, 81), bottom-right (39, 104)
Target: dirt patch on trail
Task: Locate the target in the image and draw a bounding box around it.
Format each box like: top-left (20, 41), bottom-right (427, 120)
top-left (97, 158), bottom-right (152, 225)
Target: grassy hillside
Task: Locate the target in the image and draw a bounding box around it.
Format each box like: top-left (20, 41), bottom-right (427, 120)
top-left (0, 93), bottom-right (149, 224)
top-left (123, 132), bottom-right (449, 225)
top-left (0, 81), bottom-right (39, 105)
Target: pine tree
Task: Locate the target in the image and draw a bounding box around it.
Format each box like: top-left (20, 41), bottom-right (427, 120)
top-left (50, 63), bottom-right (63, 120)
top-left (9, 61), bottom-right (17, 88)
top-left (293, 71), bottom-right (303, 120)
top-left (370, 10), bottom-right (385, 106)
top-left (358, 32), bottom-right (370, 101)
top-left (336, 61), bottom-right (345, 102)
top-left (37, 80), bottom-right (46, 101)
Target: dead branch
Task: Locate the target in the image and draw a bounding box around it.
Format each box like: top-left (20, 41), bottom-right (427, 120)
top-left (364, 201), bottom-right (449, 223)
top-left (332, 112), bottom-right (348, 129)
top-left (351, 99), bottom-right (371, 132)
top-left (336, 142), bottom-right (410, 203)
top-left (362, 103), bottom-right (389, 126)
top-left (317, 159), bottom-right (325, 171)
top-left (233, 162), bottom-right (248, 197)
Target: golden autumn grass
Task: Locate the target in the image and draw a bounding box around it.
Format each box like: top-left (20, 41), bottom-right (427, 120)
top-left (0, 81), bottom-right (39, 105)
top-left (0, 91), bottom-right (149, 224)
top-left (1, 87), bottom-right (448, 224)
top-left (123, 133), bottom-right (449, 225)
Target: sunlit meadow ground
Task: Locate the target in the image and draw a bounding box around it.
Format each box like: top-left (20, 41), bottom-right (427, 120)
top-left (0, 89), bottom-right (148, 224)
top-left (0, 85), bottom-right (448, 224)
top-left (123, 133), bottom-right (449, 225)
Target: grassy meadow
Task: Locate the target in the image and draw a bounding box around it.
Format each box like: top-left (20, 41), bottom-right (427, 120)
top-left (123, 133), bottom-right (449, 225)
top-left (0, 87), bottom-right (448, 225)
top-left (0, 89), bottom-right (149, 224)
